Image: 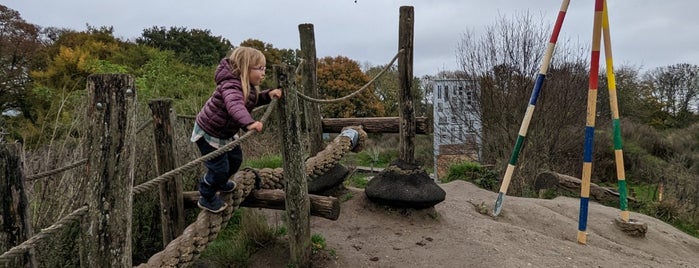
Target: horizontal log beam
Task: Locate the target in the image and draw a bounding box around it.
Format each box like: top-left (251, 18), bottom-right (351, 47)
top-left (182, 190), bottom-right (340, 220)
top-left (534, 171), bottom-right (639, 208)
top-left (321, 117), bottom-right (430, 134)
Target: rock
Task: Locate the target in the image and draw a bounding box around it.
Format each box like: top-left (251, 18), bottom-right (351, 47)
top-left (308, 164), bottom-right (349, 193)
top-left (364, 159), bottom-right (446, 209)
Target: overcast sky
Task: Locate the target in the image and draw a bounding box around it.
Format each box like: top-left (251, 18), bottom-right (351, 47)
top-left (5, 0), bottom-right (698, 77)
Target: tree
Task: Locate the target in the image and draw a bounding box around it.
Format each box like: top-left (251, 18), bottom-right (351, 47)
top-left (317, 56), bottom-right (385, 118)
top-left (137, 26), bottom-right (232, 66)
top-left (239, 38), bottom-right (299, 67)
top-left (597, 65), bottom-right (665, 128)
top-left (453, 12), bottom-right (589, 195)
top-left (0, 5), bottom-right (42, 120)
top-left (643, 63), bottom-right (699, 128)
top-left (365, 65), bottom-right (399, 116)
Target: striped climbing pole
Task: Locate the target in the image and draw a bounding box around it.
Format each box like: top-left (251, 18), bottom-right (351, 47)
top-left (578, 0), bottom-right (605, 245)
top-left (493, 0), bottom-right (570, 216)
top-left (602, 0), bottom-right (630, 222)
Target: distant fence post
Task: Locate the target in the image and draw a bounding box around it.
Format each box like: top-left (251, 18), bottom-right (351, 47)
top-left (80, 74), bottom-right (136, 267)
top-left (274, 65), bottom-right (311, 267)
top-left (398, 6), bottom-right (416, 164)
top-left (148, 98), bottom-right (184, 246)
top-left (299, 23), bottom-right (324, 155)
top-left (0, 143), bottom-right (36, 268)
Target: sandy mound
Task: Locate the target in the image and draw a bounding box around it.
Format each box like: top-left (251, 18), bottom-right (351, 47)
top-left (250, 180), bottom-right (699, 267)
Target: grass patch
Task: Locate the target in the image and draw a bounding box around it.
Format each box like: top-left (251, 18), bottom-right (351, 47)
top-left (198, 208), bottom-right (283, 267)
top-left (344, 172), bottom-right (371, 188)
top-left (244, 154), bottom-right (283, 169)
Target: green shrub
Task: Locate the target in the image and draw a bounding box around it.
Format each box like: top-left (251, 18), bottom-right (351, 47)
top-left (444, 161), bottom-right (499, 191)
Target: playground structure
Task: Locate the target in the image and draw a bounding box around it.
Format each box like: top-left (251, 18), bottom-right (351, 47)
top-left (492, 0), bottom-right (646, 244)
top-left (0, 6), bottom-right (440, 268)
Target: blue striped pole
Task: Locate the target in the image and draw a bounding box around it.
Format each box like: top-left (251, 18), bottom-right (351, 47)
top-left (578, 0), bottom-right (605, 245)
top-left (493, 0), bottom-right (571, 216)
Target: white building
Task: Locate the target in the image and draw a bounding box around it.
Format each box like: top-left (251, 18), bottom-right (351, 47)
top-left (430, 78), bottom-right (482, 180)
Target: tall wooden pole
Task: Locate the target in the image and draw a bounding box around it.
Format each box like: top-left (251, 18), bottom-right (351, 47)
top-left (299, 23), bottom-right (324, 155)
top-left (0, 143), bottom-right (35, 267)
top-left (398, 6), bottom-right (416, 164)
top-left (275, 65), bottom-right (311, 267)
top-left (80, 74), bottom-right (136, 267)
top-left (149, 98), bottom-right (185, 246)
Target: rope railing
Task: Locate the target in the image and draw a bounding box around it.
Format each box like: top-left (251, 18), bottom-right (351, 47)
top-left (132, 99), bottom-right (278, 195)
top-left (293, 49), bottom-right (403, 104)
top-left (0, 206), bottom-right (89, 264)
top-left (24, 158), bottom-right (88, 181)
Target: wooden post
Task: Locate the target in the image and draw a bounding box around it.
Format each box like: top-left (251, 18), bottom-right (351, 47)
top-left (0, 143), bottom-right (35, 268)
top-left (148, 99), bottom-right (185, 246)
top-left (80, 74), bottom-right (136, 267)
top-left (398, 6), bottom-right (416, 164)
top-left (275, 65), bottom-right (311, 267)
top-left (299, 23), bottom-right (324, 155)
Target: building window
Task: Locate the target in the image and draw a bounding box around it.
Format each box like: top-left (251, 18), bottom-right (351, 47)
top-left (439, 116), bottom-right (447, 125)
top-left (437, 102), bottom-right (443, 112)
top-left (444, 85), bottom-right (449, 99)
top-left (437, 85), bottom-right (442, 99)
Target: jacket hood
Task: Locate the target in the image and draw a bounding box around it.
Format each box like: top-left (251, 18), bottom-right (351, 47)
top-left (214, 58), bottom-right (239, 84)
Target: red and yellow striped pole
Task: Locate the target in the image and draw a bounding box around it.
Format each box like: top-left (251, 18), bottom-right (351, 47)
top-left (601, 0), bottom-right (630, 222)
top-left (493, 0), bottom-right (571, 216)
top-left (578, 0), bottom-right (604, 245)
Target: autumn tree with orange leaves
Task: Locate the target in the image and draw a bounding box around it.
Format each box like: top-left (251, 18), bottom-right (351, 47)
top-left (317, 56), bottom-right (385, 118)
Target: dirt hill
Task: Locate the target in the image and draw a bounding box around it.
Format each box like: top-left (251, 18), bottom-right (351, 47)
top-left (250, 180), bottom-right (699, 268)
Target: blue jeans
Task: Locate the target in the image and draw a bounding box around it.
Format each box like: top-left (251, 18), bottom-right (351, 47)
top-left (195, 138), bottom-right (243, 200)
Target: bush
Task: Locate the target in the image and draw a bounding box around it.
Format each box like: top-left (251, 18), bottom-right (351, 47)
top-left (444, 161), bottom-right (499, 192)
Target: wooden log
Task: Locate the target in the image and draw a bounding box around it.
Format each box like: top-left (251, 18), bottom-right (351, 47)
top-left (149, 99), bottom-right (185, 246)
top-left (181, 190), bottom-right (340, 220)
top-left (398, 6), bottom-right (416, 164)
top-left (275, 65), bottom-right (311, 267)
top-left (299, 24), bottom-right (324, 155)
top-left (81, 74), bottom-right (136, 267)
top-left (534, 171), bottom-right (638, 208)
top-left (321, 117), bottom-right (430, 134)
top-left (0, 143), bottom-right (36, 267)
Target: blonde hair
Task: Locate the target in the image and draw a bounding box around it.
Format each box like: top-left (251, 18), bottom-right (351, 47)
top-left (228, 46), bottom-right (266, 100)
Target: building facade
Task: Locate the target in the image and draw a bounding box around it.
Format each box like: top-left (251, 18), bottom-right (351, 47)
top-left (430, 78), bottom-right (481, 180)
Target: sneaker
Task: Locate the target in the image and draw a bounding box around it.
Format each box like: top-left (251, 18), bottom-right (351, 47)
top-left (197, 196), bottom-right (227, 213)
top-left (219, 180), bottom-right (237, 193)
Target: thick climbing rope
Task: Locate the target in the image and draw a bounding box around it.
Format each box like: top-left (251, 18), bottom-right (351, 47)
top-left (292, 49), bottom-right (403, 104)
top-left (24, 158), bottom-right (88, 181)
top-left (136, 126), bottom-right (367, 267)
top-left (132, 99), bottom-right (278, 196)
top-left (0, 206), bottom-right (89, 264)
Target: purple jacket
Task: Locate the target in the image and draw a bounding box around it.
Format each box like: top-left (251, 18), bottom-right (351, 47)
top-left (195, 58), bottom-right (272, 139)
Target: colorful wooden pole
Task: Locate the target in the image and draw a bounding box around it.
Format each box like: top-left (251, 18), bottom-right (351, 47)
top-left (578, 0), bottom-right (605, 245)
top-left (601, 0), bottom-right (630, 222)
top-left (493, 0), bottom-right (570, 216)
